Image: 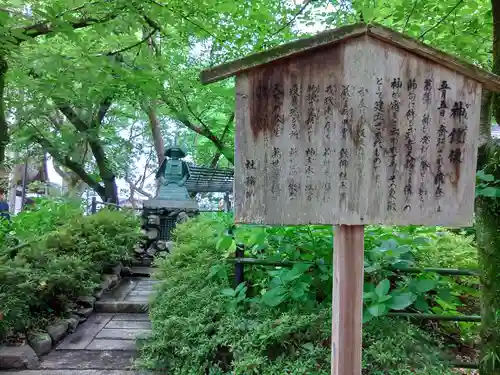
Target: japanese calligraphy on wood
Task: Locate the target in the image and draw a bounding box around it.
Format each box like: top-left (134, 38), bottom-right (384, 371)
top-left (234, 36), bottom-right (481, 226)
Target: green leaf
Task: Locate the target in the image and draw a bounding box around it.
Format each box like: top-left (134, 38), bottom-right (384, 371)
top-left (227, 240), bottom-right (237, 254)
top-left (367, 303), bottom-right (387, 317)
top-left (364, 265), bottom-right (380, 273)
top-left (364, 283), bottom-right (376, 293)
top-left (375, 279), bottom-right (390, 297)
top-left (416, 279), bottom-right (437, 293)
top-left (363, 292), bottom-right (377, 301)
top-left (388, 293), bottom-right (415, 310)
top-left (249, 231), bottom-right (267, 246)
top-left (216, 235), bottom-right (233, 251)
top-left (414, 296), bottom-right (430, 312)
top-left (220, 288), bottom-right (235, 297)
top-left (378, 295), bottom-right (392, 303)
top-left (477, 170), bottom-right (495, 182)
top-left (234, 282), bottom-right (246, 295)
top-left (437, 289), bottom-right (453, 302)
top-left (289, 281), bottom-right (308, 300)
top-left (302, 342), bottom-right (315, 351)
top-left (261, 286), bottom-right (288, 307)
top-left (363, 309), bottom-right (374, 323)
top-left (282, 263), bottom-right (311, 283)
top-left (478, 186), bottom-right (499, 197)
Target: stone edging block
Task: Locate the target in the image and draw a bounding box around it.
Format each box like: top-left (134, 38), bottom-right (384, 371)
top-left (0, 263), bottom-right (123, 370)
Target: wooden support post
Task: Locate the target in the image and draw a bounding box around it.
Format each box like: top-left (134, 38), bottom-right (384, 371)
top-left (331, 224), bottom-right (364, 375)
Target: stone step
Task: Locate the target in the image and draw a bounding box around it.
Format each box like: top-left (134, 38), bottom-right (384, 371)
top-left (39, 350), bottom-right (137, 370)
top-left (94, 301), bottom-right (148, 314)
top-left (94, 277), bottom-right (156, 314)
top-left (127, 267), bottom-right (155, 277)
top-left (131, 258), bottom-right (152, 267)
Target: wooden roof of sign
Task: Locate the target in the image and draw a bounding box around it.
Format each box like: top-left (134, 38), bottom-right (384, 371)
top-left (200, 23), bottom-right (500, 92)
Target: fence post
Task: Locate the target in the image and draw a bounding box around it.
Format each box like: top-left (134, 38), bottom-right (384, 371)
top-left (234, 244), bottom-right (245, 287)
top-left (229, 225), bottom-right (244, 287)
top-left (91, 196), bottom-right (97, 214)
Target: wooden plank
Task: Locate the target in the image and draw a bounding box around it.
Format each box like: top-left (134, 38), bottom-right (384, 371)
top-left (331, 225), bottom-right (364, 375)
top-left (234, 36), bottom-right (480, 226)
top-left (200, 23), bottom-right (500, 92)
top-left (368, 25), bottom-right (500, 92)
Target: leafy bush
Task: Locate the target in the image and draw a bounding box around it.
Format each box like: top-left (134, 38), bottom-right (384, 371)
top-left (0, 199), bottom-right (140, 341)
top-left (138, 216), bottom-right (462, 374)
top-left (216, 223), bottom-right (478, 324)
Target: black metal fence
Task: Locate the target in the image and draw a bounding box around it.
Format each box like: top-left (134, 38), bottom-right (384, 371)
top-left (226, 229), bottom-right (481, 370)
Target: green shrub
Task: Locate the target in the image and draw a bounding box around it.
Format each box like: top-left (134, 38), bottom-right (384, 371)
top-left (0, 199), bottom-right (140, 341)
top-left (8, 198), bottom-right (83, 242)
top-left (44, 208), bottom-right (139, 271)
top-left (138, 216), bottom-right (460, 375)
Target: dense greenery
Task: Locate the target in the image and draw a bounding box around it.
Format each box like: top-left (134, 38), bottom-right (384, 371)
top-left (0, 198), bottom-right (140, 342)
top-left (2, 0), bottom-right (500, 373)
top-left (139, 215), bottom-right (479, 374)
top-left (1, 0), bottom-right (303, 200)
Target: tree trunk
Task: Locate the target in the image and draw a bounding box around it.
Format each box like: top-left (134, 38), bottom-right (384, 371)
top-left (475, 89), bottom-right (500, 375)
top-left (0, 56), bottom-right (9, 191)
top-left (91, 144), bottom-right (118, 204)
top-left (476, 2), bottom-right (500, 373)
top-left (476, 198), bottom-right (500, 375)
top-left (53, 161), bottom-right (87, 198)
top-left (144, 103), bottom-right (164, 165)
top-left (7, 161), bottom-right (22, 213)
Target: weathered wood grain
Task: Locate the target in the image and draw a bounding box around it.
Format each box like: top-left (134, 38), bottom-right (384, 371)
top-left (331, 225), bottom-right (364, 375)
top-left (201, 23), bottom-right (500, 92)
top-left (234, 36), bottom-right (481, 226)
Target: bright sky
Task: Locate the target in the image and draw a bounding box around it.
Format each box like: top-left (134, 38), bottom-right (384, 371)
top-left (45, 1), bottom-right (331, 200)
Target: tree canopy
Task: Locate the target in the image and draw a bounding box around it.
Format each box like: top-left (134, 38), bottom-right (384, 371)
top-left (0, 0), bottom-right (497, 202)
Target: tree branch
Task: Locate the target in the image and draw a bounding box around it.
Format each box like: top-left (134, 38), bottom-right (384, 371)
top-left (127, 178), bottom-right (153, 198)
top-left (221, 112), bottom-right (234, 140)
top-left (269, 0), bottom-right (312, 39)
top-left (0, 7), bottom-right (33, 20)
top-left (209, 112), bottom-right (233, 167)
top-left (46, 113), bottom-right (64, 130)
top-left (52, 161), bottom-right (71, 181)
top-left (30, 134), bottom-right (104, 196)
top-left (109, 28), bottom-right (158, 56)
top-left (124, 156), bottom-right (154, 199)
top-left (13, 11), bottom-right (121, 44)
top-left (403, 0), bottom-right (419, 32)
top-left (142, 102), bottom-right (164, 164)
top-left (56, 104), bottom-right (89, 132)
top-left (419, 0), bottom-right (464, 39)
top-left (93, 96), bottom-right (113, 126)
top-left (147, 0), bottom-right (224, 42)
top-left (159, 92), bottom-right (234, 163)
top-left (178, 89), bottom-right (211, 130)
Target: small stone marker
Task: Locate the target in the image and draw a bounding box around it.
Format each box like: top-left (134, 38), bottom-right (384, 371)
top-left (200, 22), bottom-right (500, 375)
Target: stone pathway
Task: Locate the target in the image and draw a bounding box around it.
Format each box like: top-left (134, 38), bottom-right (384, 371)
top-left (1, 276), bottom-right (157, 375)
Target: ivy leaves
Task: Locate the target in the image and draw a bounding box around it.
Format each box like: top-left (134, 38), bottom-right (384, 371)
top-left (363, 276), bottom-right (440, 323)
top-left (476, 169), bottom-right (500, 198)
top-left (216, 224), bottom-right (453, 321)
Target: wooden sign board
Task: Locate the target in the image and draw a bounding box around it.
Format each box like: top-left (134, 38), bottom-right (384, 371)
top-left (201, 23), bottom-right (500, 375)
top-left (234, 36), bottom-right (481, 227)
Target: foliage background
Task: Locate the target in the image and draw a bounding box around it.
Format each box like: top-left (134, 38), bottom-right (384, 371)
top-left (138, 215), bottom-right (479, 374)
top-left (0, 198), bottom-right (140, 341)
